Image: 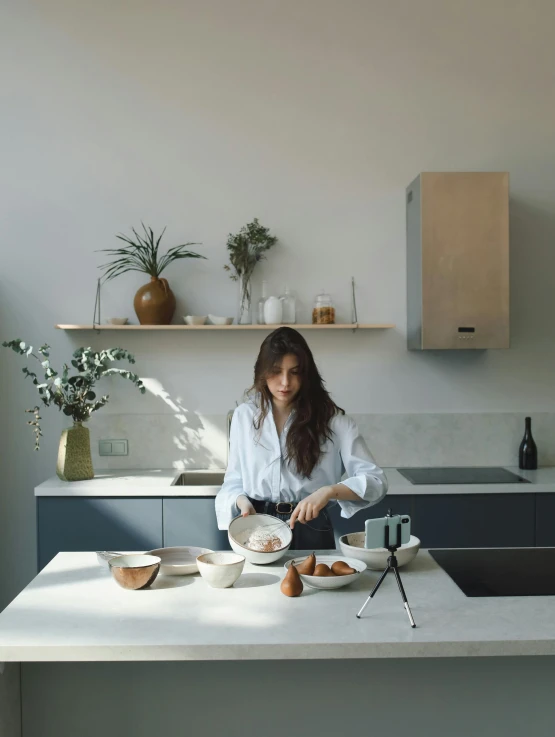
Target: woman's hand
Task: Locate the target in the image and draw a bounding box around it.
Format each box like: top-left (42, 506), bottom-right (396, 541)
top-left (236, 495), bottom-right (256, 518)
top-left (289, 487), bottom-right (333, 529)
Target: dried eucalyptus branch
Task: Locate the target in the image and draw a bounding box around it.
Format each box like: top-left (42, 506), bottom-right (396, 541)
top-left (2, 341), bottom-right (146, 449)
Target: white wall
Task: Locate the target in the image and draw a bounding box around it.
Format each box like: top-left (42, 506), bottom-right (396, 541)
top-left (2, 0), bottom-right (555, 608)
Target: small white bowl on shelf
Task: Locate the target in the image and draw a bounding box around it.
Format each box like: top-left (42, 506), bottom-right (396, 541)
top-left (284, 555), bottom-right (366, 590)
top-left (196, 552), bottom-right (245, 588)
top-left (208, 315), bottom-right (234, 325)
top-left (339, 532), bottom-right (421, 570)
top-left (228, 513), bottom-right (292, 564)
top-left (106, 317), bottom-right (129, 325)
top-left (183, 315), bottom-right (208, 325)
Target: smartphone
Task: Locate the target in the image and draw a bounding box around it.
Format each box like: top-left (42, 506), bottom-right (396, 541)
top-left (365, 514), bottom-right (411, 549)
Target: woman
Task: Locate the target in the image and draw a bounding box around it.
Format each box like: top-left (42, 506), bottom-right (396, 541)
top-left (215, 327), bottom-right (387, 549)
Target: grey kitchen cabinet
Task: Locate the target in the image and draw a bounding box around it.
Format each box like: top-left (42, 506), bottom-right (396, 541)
top-left (412, 494), bottom-right (535, 549)
top-left (37, 497), bottom-right (163, 571)
top-left (37, 490), bottom-right (545, 573)
top-left (163, 499), bottom-right (230, 550)
top-left (535, 494), bottom-right (555, 546)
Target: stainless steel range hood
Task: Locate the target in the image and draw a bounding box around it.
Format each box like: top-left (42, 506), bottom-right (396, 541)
top-left (406, 172), bottom-right (510, 350)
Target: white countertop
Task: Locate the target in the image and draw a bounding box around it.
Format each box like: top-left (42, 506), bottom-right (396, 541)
top-left (34, 469), bottom-right (221, 497)
top-left (1, 550), bottom-right (555, 661)
top-left (34, 466), bottom-right (555, 497)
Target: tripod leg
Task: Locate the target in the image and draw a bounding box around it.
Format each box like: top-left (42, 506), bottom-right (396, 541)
top-left (356, 565), bottom-right (390, 619)
top-left (392, 566), bottom-right (416, 628)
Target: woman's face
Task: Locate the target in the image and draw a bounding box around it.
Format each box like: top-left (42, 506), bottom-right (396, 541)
top-left (266, 353), bottom-right (302, 407)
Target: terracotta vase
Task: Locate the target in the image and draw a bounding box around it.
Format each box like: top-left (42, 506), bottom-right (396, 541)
top-left (134, 276), bottom-right (176, 325)
top-left (56, 422), bottom-right (94, 481)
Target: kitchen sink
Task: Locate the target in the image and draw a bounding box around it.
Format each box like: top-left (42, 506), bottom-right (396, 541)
top-left (172, 471), bottom-right (225, 486)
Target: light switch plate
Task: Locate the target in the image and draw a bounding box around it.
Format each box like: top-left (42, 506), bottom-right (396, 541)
top-left (99, 439), bottom-right (128, 456)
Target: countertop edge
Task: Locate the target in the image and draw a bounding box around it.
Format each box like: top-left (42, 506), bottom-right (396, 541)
top-left (2, 640), bottom-right (555, 662)
top-left (33, 467), bottom-right (555, 497)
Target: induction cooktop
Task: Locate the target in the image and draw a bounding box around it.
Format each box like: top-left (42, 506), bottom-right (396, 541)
top-left (398, 467), bottom-right (530, 485)
top-left (430, 548), bottom-right (555, 597)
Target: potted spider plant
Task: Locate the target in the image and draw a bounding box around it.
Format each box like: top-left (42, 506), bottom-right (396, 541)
top-left (98, 224), bottom-right (206, 325)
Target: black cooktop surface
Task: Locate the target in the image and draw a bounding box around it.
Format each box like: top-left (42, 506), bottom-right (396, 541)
top-left (398, 467), bottom-right (530, 485)
top-left (430, 548), bottom-right (555, 597)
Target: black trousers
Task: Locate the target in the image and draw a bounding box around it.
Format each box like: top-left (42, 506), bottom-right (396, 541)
top-left (248, 498), bottom-right (336, 551)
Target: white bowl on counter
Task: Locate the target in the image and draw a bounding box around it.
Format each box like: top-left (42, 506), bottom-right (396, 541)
top-left (183, 315), bottom-right (208, 325)
top-left (339, 533), bottom-right (421, 570)
top-left (147, 546), bottom-right (213, 576)
top-left (196, 552), bottom-right (245, 588)
top-left (228, 513), bottom-right (292, 565)
top-left (284, 555), bottom-right (366, 590)
top-left (208, 314), bottom-right (233, 325)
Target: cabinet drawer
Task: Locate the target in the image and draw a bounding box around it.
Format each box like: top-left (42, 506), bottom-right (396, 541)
top-left (536, 494), bottom-right (555, 546)
top-left (413, 493), bottom-right (535, 548)
top-left (37, 497), bottom-right (163, 570)
top-left (163, 499), bottom-right (230, 550)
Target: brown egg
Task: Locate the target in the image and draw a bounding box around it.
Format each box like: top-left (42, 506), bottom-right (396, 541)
top-left (331, 560), bottom-right (357, 576)
top-left (296, 552), bottom-right (316, 575)
top-left (313, 563), bottom-right (336, 577)
top-left (281, 563), bottom-right (303, 597)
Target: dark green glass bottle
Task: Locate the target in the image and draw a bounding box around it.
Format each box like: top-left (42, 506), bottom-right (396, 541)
top-left (519, 417), bottom-right (538, 470)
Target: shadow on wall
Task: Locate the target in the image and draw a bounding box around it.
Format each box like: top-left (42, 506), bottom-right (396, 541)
top-left (140, 377), bottom-right (226, 469)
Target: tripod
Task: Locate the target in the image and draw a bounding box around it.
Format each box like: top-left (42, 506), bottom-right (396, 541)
top-left (356, 513), bottom-right (416, 628)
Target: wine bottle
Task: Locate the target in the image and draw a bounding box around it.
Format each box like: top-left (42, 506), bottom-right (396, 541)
top-left (519, 416), bottom-right (538, 470)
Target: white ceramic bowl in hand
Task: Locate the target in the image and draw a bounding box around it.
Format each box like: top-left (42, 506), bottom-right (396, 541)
top-left (183, 315), bottom-right (208, 325)
top-left (208, 314), bottom-right (233, 325)
top-left (196, 552), bottom-right (245, 588)
top-left (147, 546), bottom-right (213, 576)
top-left (339, 533), bottom-right (421, 570)
top-left (284, 555), bottom-right (366, 590)
top-left (228, 513), bottom-right (292, 565)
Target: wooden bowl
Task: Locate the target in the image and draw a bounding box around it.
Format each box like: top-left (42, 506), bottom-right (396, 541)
top-left (108, 554), bottom-right (161, 590)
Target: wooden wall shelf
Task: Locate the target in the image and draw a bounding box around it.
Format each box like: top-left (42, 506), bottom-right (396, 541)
top-left (55, 323), bottom-right (395, 331)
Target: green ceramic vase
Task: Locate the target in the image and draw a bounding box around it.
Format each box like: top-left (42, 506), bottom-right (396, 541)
top-left (56, 422), bottom-right (94, 481)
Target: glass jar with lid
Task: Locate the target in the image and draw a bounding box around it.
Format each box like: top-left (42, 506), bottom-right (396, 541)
top-left (312, 289), bottom-right (335, 324)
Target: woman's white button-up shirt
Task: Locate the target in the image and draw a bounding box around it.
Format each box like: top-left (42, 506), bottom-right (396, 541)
top-left (215, 400), bottom-right (388, 530)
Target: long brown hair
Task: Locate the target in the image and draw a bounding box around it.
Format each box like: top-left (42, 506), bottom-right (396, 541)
top-left (249, 327), bottom-right (344, 478)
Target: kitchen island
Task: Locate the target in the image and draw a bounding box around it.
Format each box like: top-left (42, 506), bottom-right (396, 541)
top-left (0, 550), bottom-right (554, 737)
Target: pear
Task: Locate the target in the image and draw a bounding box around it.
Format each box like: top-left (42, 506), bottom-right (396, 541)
top-left (331, 560), bottom-right (357, 576)
top-left (296, 552), bottom-right (316, 576)
top-left (313, 563), bottom-right (336, 577)
top-left (281, 563), bottom-right (303, 597)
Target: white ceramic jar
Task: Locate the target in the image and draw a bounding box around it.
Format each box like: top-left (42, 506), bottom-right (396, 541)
top-left (263, 295), bottom-right (283, 325)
